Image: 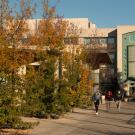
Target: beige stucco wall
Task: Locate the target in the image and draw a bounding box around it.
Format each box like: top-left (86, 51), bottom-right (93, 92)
top-left (79, 28), bottom-right (116, 37)
top-left (26, 18), bottom-right (95, 32)
top-left (117, 25), bottom-right (135, 73)
top-left (26, 19), bottom-right (116, 38)
top-left (64, 18), bottom-right (96, 29)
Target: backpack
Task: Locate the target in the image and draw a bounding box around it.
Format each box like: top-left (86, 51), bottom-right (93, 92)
top-left (93, 92), bottom-right (100, 102)
top-left (115, 91), bottom-right (122, 100)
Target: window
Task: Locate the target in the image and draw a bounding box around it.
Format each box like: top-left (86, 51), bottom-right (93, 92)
top-left (108, 38), bottom-right (115, 44)
top-left (99, 38), bottom-right (107, 44)
top-left (128, 46), bottom-right (135, 61)
top-left (64, 38), bottom-right (78, 45)
top-left (128, 46), bottom-right (135, 78)
top-left (84, 38), bottom-right (90, 45)
top-left (90, 38), bottom-right (99, 44)
top-left (129, 34), bottom-right (135, 42)
top-left (128, 62), bottom-right (135, 78)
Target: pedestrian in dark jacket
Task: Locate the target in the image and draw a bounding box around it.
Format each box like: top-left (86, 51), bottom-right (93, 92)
top-left (92, 90), bottom-right (101, 115)
top-left (114, 90), bottom-right (122, 112)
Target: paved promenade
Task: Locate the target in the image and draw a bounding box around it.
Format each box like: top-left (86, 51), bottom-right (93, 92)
top-left (29, 102), bottom-right (135, 135)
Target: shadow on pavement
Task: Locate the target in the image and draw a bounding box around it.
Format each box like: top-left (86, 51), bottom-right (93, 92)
top-left (71, 110), bottom-right (131, 123)
top-left (108, 132), bottom-right (135, 135)
top-left (65, 115), bottom-right (135, 130)
top-left (99, 109), bottom-right (135, 115)
top-left (51, 119), bottom-right (135, 135)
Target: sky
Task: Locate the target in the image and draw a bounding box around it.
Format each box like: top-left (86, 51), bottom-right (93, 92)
top-left (10, 0), bottom-right (135, 28)
top-left (55, 0), bottom-right (135, 28)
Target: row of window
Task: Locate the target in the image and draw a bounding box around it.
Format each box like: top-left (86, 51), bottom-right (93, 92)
top-left (64, 37), bottom-right (78, 45)
top-left (22, 37), bottom-right (116, 46)
top-left (84, 37), bottom-right (115, 45)
top-left (64, 37), bottom-right (116, 45)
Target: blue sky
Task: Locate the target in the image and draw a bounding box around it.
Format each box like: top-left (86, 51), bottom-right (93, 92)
top-left (55, 0), bottom-right (135, 28)
top-left (10, 0), bottom-right (135, 28)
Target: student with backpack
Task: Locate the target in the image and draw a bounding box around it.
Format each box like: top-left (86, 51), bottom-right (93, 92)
top-left (92, 90), bottom-right (101, 115)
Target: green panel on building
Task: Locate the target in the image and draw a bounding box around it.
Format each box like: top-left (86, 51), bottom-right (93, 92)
top-left (122, 31), bottom-right (135, 82)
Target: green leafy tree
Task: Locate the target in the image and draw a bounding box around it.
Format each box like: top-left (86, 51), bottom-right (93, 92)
top-left (22, 0), bottom-right (71, 118)
top-left (0, 0), bottom-right (36, 129)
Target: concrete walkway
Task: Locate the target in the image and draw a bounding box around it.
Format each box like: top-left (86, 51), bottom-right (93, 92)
top-left (27, 102), bottom-right (135, 135)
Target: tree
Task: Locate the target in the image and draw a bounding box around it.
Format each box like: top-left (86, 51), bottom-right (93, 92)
top-left (23, 0), bottom-right (72, 117)
top-left (79, 30), bottom-right (101, 104)
top-left (0, 0), bottom-right (36, 129)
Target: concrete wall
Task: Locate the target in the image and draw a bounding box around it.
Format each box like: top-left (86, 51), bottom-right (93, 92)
top-left (79, 28), bottom-right (116, 37)
top-left (64, 18), bottom-right (96, 29)
top-left (25, 19), bottom-right (116, 39)
top-left (26, 18), bottom-right (95, 32)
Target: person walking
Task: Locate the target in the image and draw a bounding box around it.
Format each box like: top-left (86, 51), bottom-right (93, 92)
top-left (114, 90), bottom-right (122, 112)
top-left (92, 90), bottom-right (101, 115)
top-left (105, 90), bottom-right (113, 111)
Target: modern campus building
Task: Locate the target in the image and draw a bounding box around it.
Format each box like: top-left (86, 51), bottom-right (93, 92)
top-left (23, 18), bottom-right (135, 96)
top-left (65, 19), bottom-right (135, 96)
top-left (122, 31), bottom-right (135, 95)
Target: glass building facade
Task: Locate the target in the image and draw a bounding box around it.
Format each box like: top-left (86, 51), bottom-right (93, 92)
top-left (122, 32), bottom-right (135, 81)
top-left (122, 32), bottom-right (135, 95)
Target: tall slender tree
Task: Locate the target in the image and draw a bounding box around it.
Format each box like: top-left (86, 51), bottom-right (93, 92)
top-left (0, 0), bottom-right (36, 129)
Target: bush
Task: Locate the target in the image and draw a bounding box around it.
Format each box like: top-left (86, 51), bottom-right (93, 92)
top-left (0, 115), bottom-right (38, 129)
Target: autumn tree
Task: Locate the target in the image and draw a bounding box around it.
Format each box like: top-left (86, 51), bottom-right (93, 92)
top-left (23, 0), bottom-right (91, 117)
top-left (80, 30), bottom-right (101, 102)
top-left (0, 0), bottom-right (93, 123)
top-left (0, 0), bottom-right (36, 129)
top-left (22, 0), bottom-right (72, 118)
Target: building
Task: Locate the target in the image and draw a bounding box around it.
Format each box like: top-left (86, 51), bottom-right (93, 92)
top-left (117, 26), bottom-right (135, 73)
top-left (22, 18), bottom-right (135, 96)
top-left (121, 31), bottom-right (135, 96)
top-left (63, 18), bottom-right (96, 29)
top-left (76, 27), bottom-right (117, 93)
